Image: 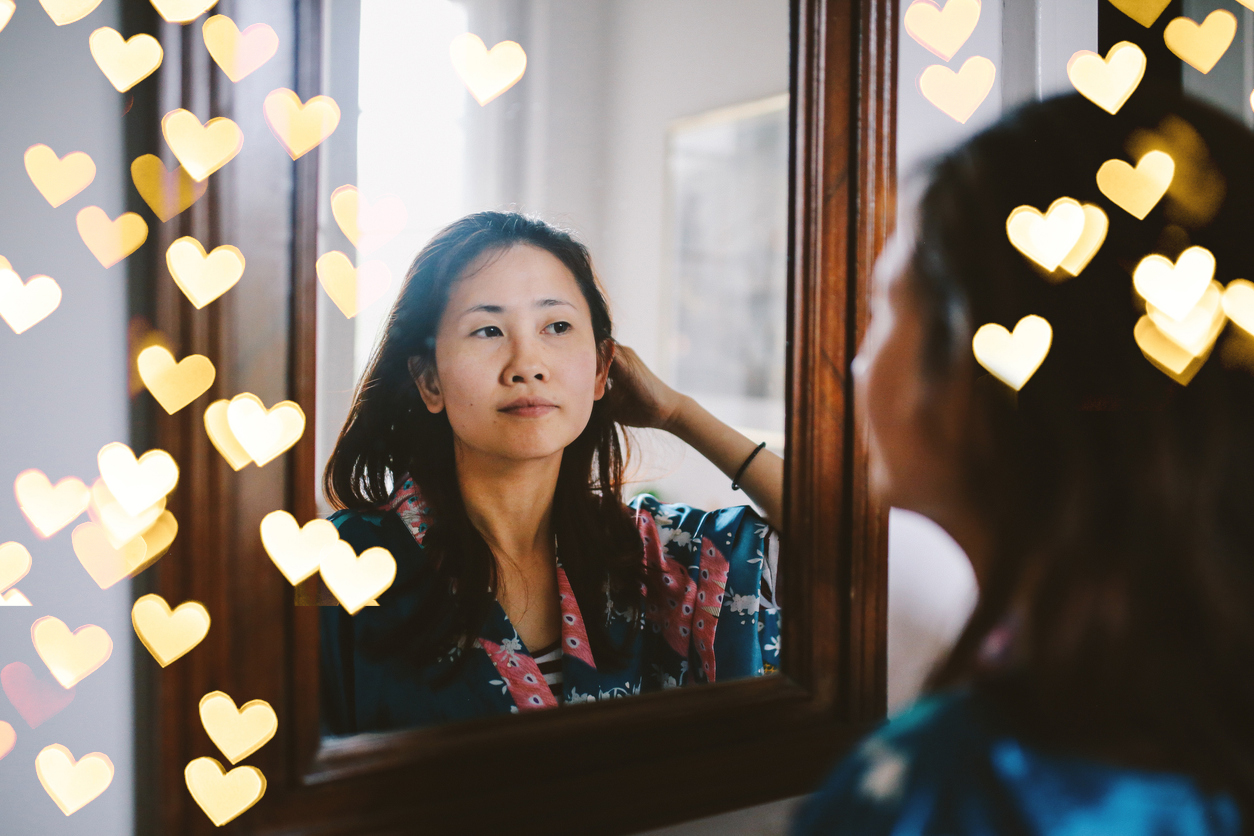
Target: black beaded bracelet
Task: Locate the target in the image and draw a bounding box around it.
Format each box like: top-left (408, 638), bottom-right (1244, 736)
top-left (731, 441), bottom-right (767, 491)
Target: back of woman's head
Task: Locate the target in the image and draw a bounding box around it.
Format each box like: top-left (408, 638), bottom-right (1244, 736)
top-left (913, 88), bottom-right (1254, 802)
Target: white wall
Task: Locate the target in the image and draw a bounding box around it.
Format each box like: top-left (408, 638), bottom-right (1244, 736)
top-left (888, 0), bottom-right (1097, 713)
top-left (0, 1), bottom-right (133, 833)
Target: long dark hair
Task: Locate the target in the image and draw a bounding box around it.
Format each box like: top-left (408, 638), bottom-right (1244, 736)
top-left (909, 88), bottom-right (1254, 811)
top-left (323, 211), bottom-right (645, 678)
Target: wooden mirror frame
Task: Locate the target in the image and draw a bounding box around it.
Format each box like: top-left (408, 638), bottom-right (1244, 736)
top-left (130, 0), bottom-right (896, 832)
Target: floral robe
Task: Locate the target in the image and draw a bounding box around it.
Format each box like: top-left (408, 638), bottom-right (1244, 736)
top-left (319, 476), bottom-right (781, 736)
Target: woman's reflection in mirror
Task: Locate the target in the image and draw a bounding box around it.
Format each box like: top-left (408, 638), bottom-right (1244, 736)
top-left (319, 212), bottom-right (784, 734)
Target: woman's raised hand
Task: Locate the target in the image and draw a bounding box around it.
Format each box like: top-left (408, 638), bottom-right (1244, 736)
top-left (604, 342), bottom-right (687, 431)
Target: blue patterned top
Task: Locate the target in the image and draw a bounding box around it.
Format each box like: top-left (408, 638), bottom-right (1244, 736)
top-left (319, 477), bottom-right (781, 735)
top-left (792, 689), bottom-right (1241, 835)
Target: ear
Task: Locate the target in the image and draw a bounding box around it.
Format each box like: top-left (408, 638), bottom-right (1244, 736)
top-left (593, 339), bottom-right (616, 401)
top-left (408, 356), bottom-right (445, 414)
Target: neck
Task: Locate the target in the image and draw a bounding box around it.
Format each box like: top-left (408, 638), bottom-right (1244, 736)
top-left (453, 438), bottom-right (561, 570)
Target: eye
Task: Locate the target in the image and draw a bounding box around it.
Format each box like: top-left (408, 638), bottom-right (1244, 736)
top-left (473, 325), bottom-right (503, 338)
top-left (545, 321), bottom-right (572, 335)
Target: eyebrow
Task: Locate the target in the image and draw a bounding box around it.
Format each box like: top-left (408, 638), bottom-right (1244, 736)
top-left (458, 298), bottom-right (576, 318)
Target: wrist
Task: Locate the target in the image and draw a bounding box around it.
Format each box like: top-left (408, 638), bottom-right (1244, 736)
top-left (660, 393), bottom-right (695, 436)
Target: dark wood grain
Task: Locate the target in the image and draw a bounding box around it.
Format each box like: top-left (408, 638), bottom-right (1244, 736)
top-left (139, 1), bottom-right (897, 832)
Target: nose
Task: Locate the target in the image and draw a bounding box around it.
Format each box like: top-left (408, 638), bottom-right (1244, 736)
top-left (502, 332), bottom-right (548, 384)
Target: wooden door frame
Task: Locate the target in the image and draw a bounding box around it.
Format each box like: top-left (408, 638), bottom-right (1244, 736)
top-left (134, 0), bottom-right (897, 832)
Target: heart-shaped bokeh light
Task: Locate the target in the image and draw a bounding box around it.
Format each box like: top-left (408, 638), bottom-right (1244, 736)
top-left (903, 0), bottom-right (980, 62)
top-left (35, 744), bottom-right (114, 816)
top-left (971, 314), bottom-right (1053, 390)
top-left (14, 469), bottom-right (89, 538)
top-left (132, 594), bottom-right (210, 667)
top-left (315, 251), bottom-right (393, 318)
top-left (262, 88), bottom-right (340, 160)
top-left (32, 616), bottom-right (112, 690)
top-left (199, 690), bottom-right (277, 764)
top-left (1068, 41), bottom-right (1146, 114)
top-left (131, 155), bottom-right (208, 222)
top-left (1164, 10), bottom-right (1236, 74)
top-left (202, 14), bottom-right (278, 82)
top-left (449, 32), bottom-right (528, 106)
top-left (88, 27), bottom-right (162, 92)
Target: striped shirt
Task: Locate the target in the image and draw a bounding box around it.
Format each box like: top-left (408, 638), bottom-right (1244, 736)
top-left (532, 638), bottom-right (563, 703)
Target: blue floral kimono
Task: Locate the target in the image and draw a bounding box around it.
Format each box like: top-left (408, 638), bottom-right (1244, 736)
top-left (319, 475), bottom-right (781, 735)
top-left (792, 689), bottom-right (1242, 835)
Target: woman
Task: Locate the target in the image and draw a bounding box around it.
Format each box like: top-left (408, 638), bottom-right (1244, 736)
top-left (795, 88), bottom-right (1253, 834)
top-left (319, 211), bottom-right (784, 734)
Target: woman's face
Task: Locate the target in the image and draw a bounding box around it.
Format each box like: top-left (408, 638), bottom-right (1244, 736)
top-left (414, 243), bottom-right (610, 464)
top-left (852, 232), bottom-right (970, 519)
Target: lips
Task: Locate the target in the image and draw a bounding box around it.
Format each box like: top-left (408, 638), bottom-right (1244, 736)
top-left (499, 397), bottom-right (557, 416)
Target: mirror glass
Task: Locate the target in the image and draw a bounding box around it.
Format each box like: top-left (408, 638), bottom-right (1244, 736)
top-left (312, 0), bottom-right (790, 738)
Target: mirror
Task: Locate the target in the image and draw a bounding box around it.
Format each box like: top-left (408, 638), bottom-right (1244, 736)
top-left (308, 0), bottom-right (791, 737)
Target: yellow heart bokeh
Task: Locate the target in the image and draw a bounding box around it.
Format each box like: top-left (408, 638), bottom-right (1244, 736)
top-left (1107, 0), bottom-right (1172, 28)
top-left (903, 0), bottom-right (980, 62)
top-left (38, 0), bottom-right (102, 27)
top-left (203, 15), bottom-right (279, 82)
top-left (917, 55), bottom-right (995, 124)
top-left (1146, 280), bottom-right (1225, 358)
top-left (87, 477), bottom-right (164, 549)
top-left (185, 756), bottom-right (266, 827)
top-left (200, 690), bottom-right (277, 764)
top-left (32, 616), bottom-right (112, 689)
top-left (1134, 316), bottom-right (1209, 384)
top-left (1057, 204), bottom-right (1108, 278)
top-left (0, 720), bottom-right (13, 760)
top-left (263, 88), bottom-right (341, 160)
top-left (330, 185), bottom-right (408, 253)
top-left (97, 441), bottom-right (179, 517)
top-left (972, 314), bottom-right (1052, 391)
top-left (14, 469), bottom-right (89, 538)
top-left (0, 588), bottom-right (32, 606)
top-left (1067, 41), bottom-right (1146, 115)
top-left (0, 541), bottom-right (31, 594)
top-left (76, 206), bottom-right (148, 269)
top-left (150, 0), bottom-right (219, 24)
top-left (132, 593), bottom-right (209, 667)
top-left (1005, 197), bottom-right (1086, 273)
top-left (35, 744), bottom-right (114, 816)
top-left (88, 27), bottom-right (162, 93)
top-left (137, 345), bottom-right (216, 414)
top-left (450, 32), bottom-right (528, 106)
top-left (319, 541), bottom-right (396, 615)
top-left (0, 269), bottom-right (61, 334)
top-left (161, 108), bottom-right (244, 182)
top-left (130, 511), bottom-right (178, 576)
top-left (1132, 246), bottom-right (1215, 322)
top-left (1164, 10), bottom-right (1236, 74)
top-left (71, 521), bottom-right (143, 590)
top-left (1096, 150), bottom-right (1174, 220)
top-left (24, 144), bottom-right (95, 208)
top-left (165, 236), bottom-right (245, 309)
top-left (1222, 278), bottom-right (1254, 337)
top-left (224, 394), bottom-right (306, 467)
top-left (203, 400), bottom-right (253, 470)
top-left (131, 155), bottom-right (207, 222)
top-left (315, 251), bottom-right (393, 318)
top-left (0, 1), bottom-right (14, 35)
top-left (260, 511), bottom-right (340, 586)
